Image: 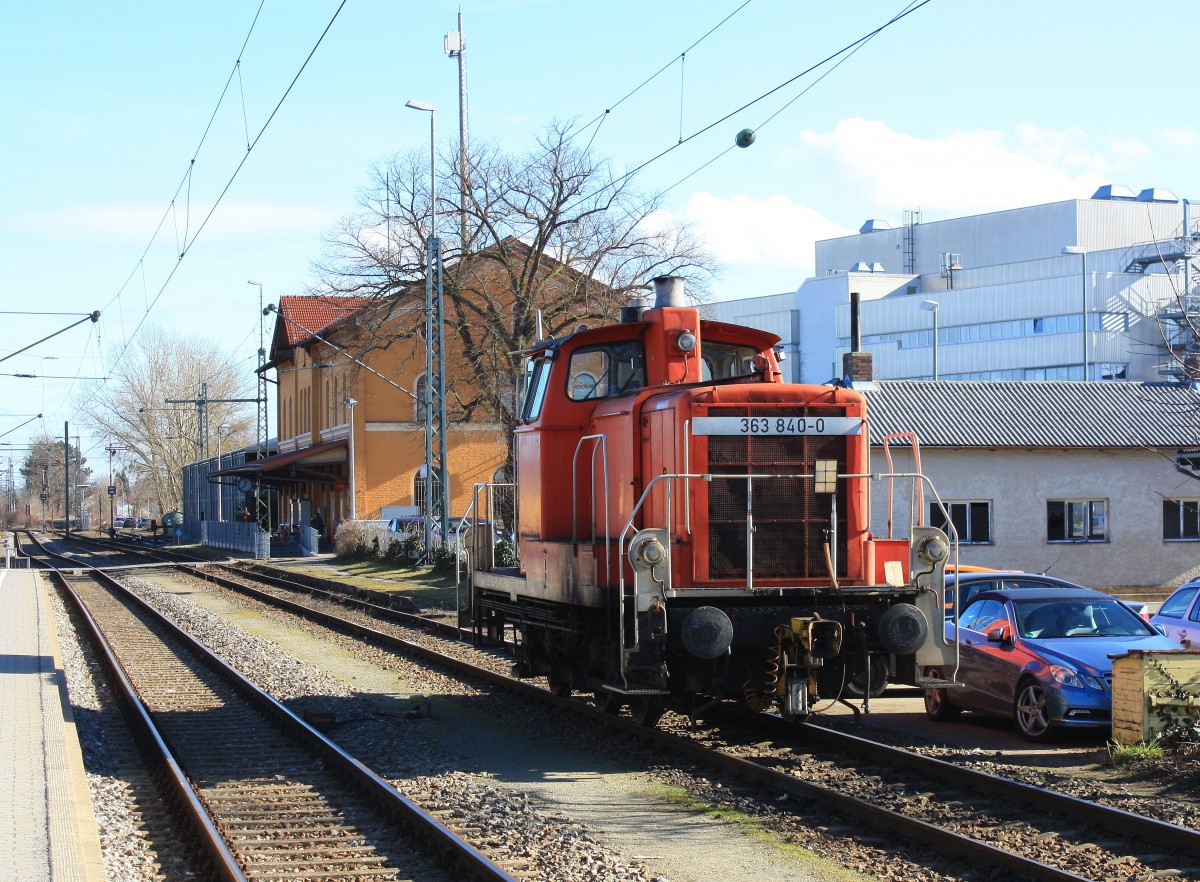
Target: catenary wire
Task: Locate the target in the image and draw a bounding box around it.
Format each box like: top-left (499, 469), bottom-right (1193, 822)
top-left (105, 1), bottom-right (349, 380)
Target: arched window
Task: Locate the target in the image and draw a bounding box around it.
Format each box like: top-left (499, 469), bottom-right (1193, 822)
top-left (413, 464), bottom-right (429, 510)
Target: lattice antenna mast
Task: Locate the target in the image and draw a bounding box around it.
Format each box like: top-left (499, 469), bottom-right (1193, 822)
top-left (407, 99), bottom-right (451, 558)
top-left (249, 280), bottom-right (271, 531)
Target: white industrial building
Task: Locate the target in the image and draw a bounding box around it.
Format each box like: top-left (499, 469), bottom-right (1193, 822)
top-left (710, 187), bottom-right (1199, 386)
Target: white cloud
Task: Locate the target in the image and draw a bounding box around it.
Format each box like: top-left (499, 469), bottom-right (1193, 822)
top-left (792, 118), bottom-right (1108, 216)
top-left (674, 117), bottom-right (1175, 298)
top-left (791, 117), bottom-right (1141, 217)
top-left (680, 191), bottom-right (850, 273)
top-left (1160, 127), bottom-right (1200, 149)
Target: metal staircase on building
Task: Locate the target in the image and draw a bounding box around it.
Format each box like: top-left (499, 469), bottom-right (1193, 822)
top-left (1136, 218), bottom-right (1200, 381)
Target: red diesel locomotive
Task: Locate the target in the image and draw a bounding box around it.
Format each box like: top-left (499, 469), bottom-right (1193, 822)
top-left (467, 277), bottom-right (956, 725)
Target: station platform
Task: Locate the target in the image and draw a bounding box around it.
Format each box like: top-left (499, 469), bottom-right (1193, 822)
top-left (0, 566), bottom-right (105, 882)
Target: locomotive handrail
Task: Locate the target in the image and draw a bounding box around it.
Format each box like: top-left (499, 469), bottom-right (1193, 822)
top-left (615, 469), bottom-right (962, 686)
top-left (881, 432), bottom-right (924, 539)
top-left (571, 434), bottom-right (611, 590)
top-left (682, 420), bottom-right (692, 536)
top-left (459, 481), bottom-right (516, 594)
top-left (455, 491), bottom-right (479, 596)
top-left (619, 470), bottom-right (816, 691)
top-left (878, 470), bottom-right (964, 683)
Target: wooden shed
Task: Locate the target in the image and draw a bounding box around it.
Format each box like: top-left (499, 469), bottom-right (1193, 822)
top-left (1111, 650), bottom-right (1200, 745)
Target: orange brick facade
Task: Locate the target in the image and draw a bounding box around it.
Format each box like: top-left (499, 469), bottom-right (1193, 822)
top-left (266, 295), bottom-right (509, 532)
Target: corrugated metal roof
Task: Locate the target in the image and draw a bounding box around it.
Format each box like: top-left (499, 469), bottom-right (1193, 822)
top-left (863, 380), bottom-right (1200, 448)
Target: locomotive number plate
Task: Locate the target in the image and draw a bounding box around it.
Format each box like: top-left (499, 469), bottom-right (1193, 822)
top-left (692, 416), bottom-right (862, 436)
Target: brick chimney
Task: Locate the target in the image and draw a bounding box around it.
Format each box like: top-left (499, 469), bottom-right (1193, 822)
top-left (843, 350), bottom-right (873, 383)
top-left (842, 291), bottom-right (873, 382)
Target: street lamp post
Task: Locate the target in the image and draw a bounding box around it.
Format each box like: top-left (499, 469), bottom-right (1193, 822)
top-left (406, 98), bottom-right (451, 557)
top-left (1061, 246), bottom-right (1089, 380)
top-left (920, 300), bottom-right (940, 380)
top-left (343, 397), bottom-right (357, 521)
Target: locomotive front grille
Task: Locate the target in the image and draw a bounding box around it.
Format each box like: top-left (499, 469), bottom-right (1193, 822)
top-left (705, 407), bottom-right (849, 581)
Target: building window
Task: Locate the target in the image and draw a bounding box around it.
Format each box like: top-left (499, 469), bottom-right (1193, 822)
top-left (1047, 499), bottom-right (1107, 542)
top-left (929, 501), bottom-right (992, 544)
top-left (413, 466), bottom-right (429, 511)
top-left (1164, 499), bottom-right (1200, 541)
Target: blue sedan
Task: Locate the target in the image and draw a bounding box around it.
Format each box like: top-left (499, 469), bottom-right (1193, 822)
top-left (924, 586), bottom-right (1179, 742)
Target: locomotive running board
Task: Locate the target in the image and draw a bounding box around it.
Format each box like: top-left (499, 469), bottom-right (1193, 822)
top-left (599, 684), bottom-right (670, 697)
top-left (917, 677), bottom-right (966, 688)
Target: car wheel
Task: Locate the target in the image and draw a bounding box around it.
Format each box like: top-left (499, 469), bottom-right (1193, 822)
top-left (923, 667), bottom-right (960, 721)
top-left (1013, 678), bottom-right (1055, 742)
top-left (845, 656), bottom-right (890, 698)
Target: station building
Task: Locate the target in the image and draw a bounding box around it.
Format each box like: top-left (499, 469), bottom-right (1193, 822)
top-left (195, 238), bottom-right (616, 554)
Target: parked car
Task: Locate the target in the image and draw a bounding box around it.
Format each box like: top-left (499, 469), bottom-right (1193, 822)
top-left (112, 517), bottom-right (126, 528)
top-left (135, 518), bottom-right (148, 529)
top-left (1149, 581), bottom-right (1200, 649)
top-left (848, 570), bottom-right (1104, 700)
top-left (924, 586), bottom-right (1179, 742)
top-left (945, 571), bottom-right (1148, 619)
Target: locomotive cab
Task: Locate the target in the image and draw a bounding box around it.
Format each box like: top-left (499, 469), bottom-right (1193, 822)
top-left (469, 277), bottom-right (955, 724)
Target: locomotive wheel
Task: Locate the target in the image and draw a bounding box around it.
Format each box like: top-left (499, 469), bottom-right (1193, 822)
top-left (845, 656), bottom-right (889, 698)
top-left (593, 690), bottom-right (623, 714)
top-left (547, 664), bottom-right (572, 698)
top-left (629, 696), bottom-right (665, 727)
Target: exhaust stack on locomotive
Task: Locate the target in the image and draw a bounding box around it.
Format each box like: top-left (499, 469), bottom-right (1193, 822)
top-left (465, 277), bottom-right (955, 725)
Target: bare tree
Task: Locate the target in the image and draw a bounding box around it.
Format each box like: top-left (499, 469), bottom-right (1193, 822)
top-left (313, 120), bottom-right (719, 426)
top-left (76, 326), bottom-right (256, 513)
top-left (19, 434), bottom-right (91, 522)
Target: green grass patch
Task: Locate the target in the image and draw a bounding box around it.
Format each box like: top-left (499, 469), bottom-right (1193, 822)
top-left (647, 784), bottom-right (872, 879)
top-left (271, 558), bottom-right (461, 611)
top-left (1107, 738), bottom-right (1165, 764)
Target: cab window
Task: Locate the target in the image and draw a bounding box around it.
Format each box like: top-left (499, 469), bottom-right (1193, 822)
top-left (702, 340), bottom-right (759, 380)
top-left (566, 341), bottom-right (645, 401)
top-left (522, 355), bottom-right (553, 421)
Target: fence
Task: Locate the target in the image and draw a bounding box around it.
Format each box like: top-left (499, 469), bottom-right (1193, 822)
top-left (201, 521), bottom-right (268, 558)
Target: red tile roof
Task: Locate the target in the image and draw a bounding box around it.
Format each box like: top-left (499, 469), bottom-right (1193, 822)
top-left (278, 295), bottom-right (371, 345)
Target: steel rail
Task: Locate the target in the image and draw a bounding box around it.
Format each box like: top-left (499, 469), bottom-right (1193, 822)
top-left (24, 534), bottom-right (517, 882)
top-left (39, 531), bottom-right (1199, 879)
top-left (49, 566), bottom-right (247, 882)
top-left (796, 717), bottom-right (1200, 858)
top-left (51, 531), bottom-right (471, 641)
top-left (182, 562), bottom-right (1177, 882)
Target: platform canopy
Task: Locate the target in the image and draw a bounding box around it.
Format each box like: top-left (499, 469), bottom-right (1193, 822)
top-left (211, 438), bottom-right (347, 487)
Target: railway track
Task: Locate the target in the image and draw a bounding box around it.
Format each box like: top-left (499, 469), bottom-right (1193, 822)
top-left (25, 538), bottom-right (516, 882)
top-left (32, 532), bottom-right (1200, 880)
top-left (175, 556), bottom-right (1200, 882)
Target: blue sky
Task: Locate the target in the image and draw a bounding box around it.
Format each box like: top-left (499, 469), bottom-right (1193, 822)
top-left (4, 0), bottom-right (1199, 461)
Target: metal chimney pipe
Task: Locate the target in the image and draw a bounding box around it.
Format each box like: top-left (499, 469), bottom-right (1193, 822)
top-left (849, 291), bottom-right (861, 352)
top-left (652, 276), bottom-right (686, 308)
